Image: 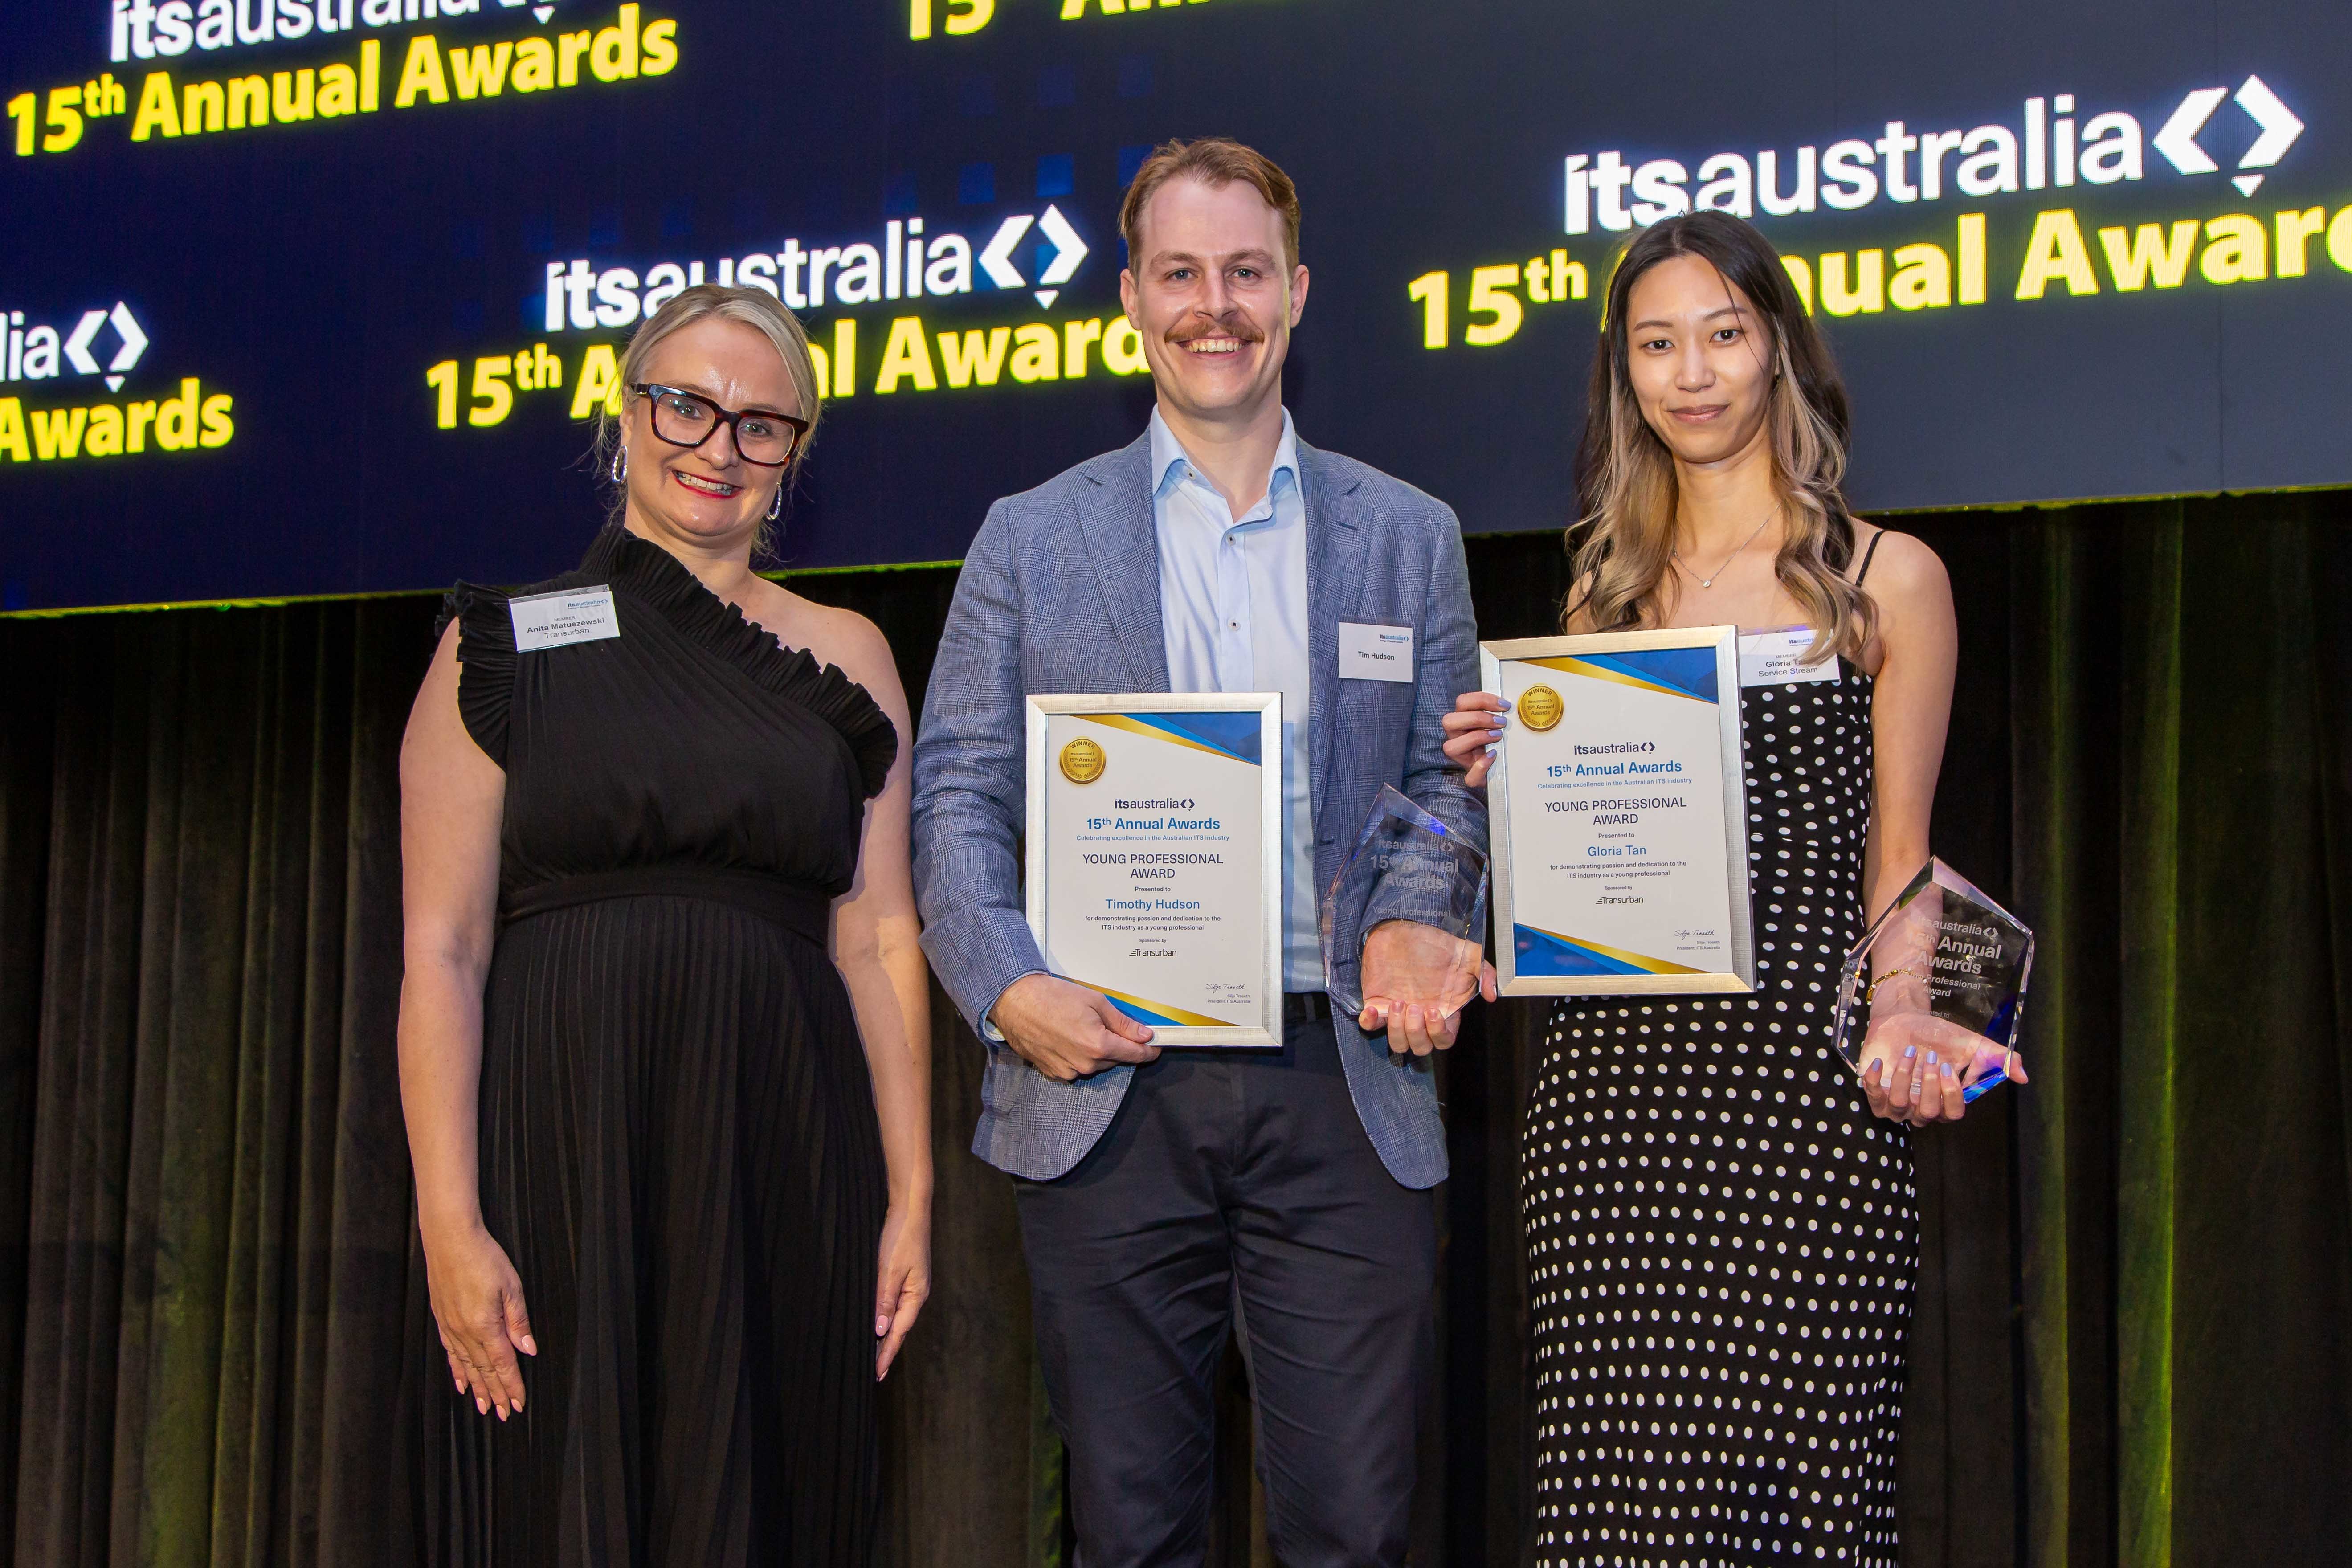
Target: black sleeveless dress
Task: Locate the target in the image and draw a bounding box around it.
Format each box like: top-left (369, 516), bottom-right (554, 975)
top-left (1523, 651), bottom-right (1918, 1567)
top-left (403, 527), bottom-right (898, 1566)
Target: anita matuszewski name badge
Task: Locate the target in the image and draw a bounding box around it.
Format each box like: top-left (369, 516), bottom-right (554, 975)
top-left (1025, 694), bottom-right (1283, 1045)
top-left (1481, 629), bottom-right (1756, 996)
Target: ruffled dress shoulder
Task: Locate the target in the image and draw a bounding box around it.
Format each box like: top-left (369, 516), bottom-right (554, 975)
top-left (434, 526), bottom-right (895, 798)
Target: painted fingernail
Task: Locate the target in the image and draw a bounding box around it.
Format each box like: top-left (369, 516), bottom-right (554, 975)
top-left (1489, 728), bottom-right (1504, 740)
top-left (1903, 1045), bottom-right (1917, 1059)
top-left (1940, 1062), bottom-right (1956, 1079)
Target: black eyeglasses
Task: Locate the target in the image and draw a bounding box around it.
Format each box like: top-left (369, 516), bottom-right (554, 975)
top-left (633, 383), bottom-right (809, 467)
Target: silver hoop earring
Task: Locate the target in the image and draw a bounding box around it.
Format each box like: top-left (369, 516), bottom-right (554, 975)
top-left (609, 445), bottom-right (628, 484)
top-left (767, 485), bottom-right (784, 523)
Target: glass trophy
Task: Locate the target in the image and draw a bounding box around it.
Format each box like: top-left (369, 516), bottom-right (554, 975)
top-left (1319, 785), bottom-right (1490, 1021)
top-left (1831, 858), bottom-right (2033, 1104)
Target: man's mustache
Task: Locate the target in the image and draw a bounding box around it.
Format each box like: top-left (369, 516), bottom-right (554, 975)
top-left (1166, 317), bottom-right (1266, 345)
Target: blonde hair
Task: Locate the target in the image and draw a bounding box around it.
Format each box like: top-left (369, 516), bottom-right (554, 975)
top-left (595, 283), bottom-right (821, 555)
top-left (1569, 213), bottom-right (1875, 662)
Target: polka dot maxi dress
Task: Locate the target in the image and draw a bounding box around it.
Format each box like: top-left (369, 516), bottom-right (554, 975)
top-left (1522, 658), bottom-right (1916, 1567)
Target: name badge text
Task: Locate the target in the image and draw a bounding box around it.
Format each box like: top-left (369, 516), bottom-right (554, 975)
top-left (1738, 627), bottom-right (1838, 687)
top-left (1339, 621), bottom-right (1414, 682)
top-left (510, 586), bottom-right (622, 653)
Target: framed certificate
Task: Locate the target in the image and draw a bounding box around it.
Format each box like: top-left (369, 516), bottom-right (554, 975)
top-left (1480, 629), bottom-right (1755, 996)
top-left (1025, 694), bottom-right (1284, 1045)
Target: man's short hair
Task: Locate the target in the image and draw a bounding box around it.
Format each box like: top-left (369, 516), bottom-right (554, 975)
top-left (1119, 137), bottom-right (1302, 270)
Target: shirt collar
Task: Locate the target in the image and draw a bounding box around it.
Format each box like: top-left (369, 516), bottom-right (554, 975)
top-left (1149, 406), bottom-right (1301, 507)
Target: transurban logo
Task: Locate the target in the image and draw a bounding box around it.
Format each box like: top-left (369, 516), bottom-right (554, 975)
top-left (540, 207), bottom-right (1094, 331)
top-left (1564, 77), bottom-right (2308, 234)
top-left (108, 0), bottom-right (574, 64)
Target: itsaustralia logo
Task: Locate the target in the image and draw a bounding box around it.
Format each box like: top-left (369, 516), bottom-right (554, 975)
top-left (1564, 77), bottom-right (2308, 233)
top-left (108, 0), bottom-right (577, 62)
top-left (540, 204), bottom-right (1095, 333)
top-left (2, 301), bottom-right (148, 391)
top-left (0, 299), bottom-right (237, 466)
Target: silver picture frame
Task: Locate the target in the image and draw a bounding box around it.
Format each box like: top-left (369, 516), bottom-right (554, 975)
top-left (1481, 628), bottom-right (1755, 996)
top-left (1025, 692), bottom-right (1285, 1045)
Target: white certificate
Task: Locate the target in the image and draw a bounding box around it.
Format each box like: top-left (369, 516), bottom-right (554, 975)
top-left (1025, 694), bottom-right (1284, 1045)
top-left (1481, 629), bottom-right (1755, 995)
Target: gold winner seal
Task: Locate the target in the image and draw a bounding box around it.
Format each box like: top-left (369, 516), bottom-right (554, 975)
top-left (1058, 736), bottom-right (1107, 784)
top-left (1518, 683), bottom-right (1564, 732)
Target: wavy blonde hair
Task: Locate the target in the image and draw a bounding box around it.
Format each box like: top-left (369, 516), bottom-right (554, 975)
top-left (594, 283), bottom-right (821, 557)
top-left (1568, 212), bottom-right (1875, 662)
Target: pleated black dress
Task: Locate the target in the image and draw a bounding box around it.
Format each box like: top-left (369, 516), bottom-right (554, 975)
top-left (1522, 659), bottom-right (1919, 1567)
top-left (403, 526), bottom-right (898, 1567)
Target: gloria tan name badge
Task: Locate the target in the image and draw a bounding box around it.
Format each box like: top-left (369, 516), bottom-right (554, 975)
top-left (510, 585), bottom-right (621, 652)
top-left (1025, 693), bottom-right (1284, 1045)
top-left (1480, 628), bottom-right (1755, 996)
top-left (1738, 625), bottom-right (1840, 686)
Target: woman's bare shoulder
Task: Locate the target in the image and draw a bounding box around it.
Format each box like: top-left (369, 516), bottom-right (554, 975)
top-left (1853, 522), bottom-right (1950, 605)
top-left (1561, 568), bottom-right (1601, 634)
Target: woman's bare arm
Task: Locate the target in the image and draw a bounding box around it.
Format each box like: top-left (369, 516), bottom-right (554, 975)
top-left (398, 621), bottom-right (538, 1418)
top-left (1852, 528), bottom-right (2009, 1124)
top-left (813, 609), bottom-right (934, 1380)
top-left (1856, 529), bottom-right (1955, 923)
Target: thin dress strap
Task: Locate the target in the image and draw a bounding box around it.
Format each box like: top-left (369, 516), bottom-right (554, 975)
top-left (1853, 527), bottom-right (1885, 585)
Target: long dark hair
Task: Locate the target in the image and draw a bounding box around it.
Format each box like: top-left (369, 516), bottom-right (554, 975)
top-left (1568, 210), bottom-right (1873, 658)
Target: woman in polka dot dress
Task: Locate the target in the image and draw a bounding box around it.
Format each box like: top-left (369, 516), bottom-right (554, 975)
top-left (1446, 212), bottom-right (2017, 1566)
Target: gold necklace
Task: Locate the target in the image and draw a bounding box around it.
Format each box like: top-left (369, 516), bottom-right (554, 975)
top-left (1673, 510), bottom-right (1776, 590)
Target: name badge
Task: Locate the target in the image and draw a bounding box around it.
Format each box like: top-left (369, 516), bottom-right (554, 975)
top-left (1738, 626), bottom-right (1838, 687)
top-left (510, 585), bottom-right (621, 653)
top-left (1339, 621), bottom-right (1414, 682)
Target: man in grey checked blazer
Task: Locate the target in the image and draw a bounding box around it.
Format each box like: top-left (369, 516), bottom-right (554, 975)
top-left (911, 140), bottom-right (1486, 1567)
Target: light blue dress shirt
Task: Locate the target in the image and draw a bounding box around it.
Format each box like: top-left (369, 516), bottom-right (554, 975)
top-left (1148, 407), bottom-right (1320, 993)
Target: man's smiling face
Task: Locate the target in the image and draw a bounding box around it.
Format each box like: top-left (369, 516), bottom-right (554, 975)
top-left (1119, 175), bottom-right (1308, 429)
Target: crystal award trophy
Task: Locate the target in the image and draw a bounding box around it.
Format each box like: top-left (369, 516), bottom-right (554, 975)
top-left (1319, 785), bottom-right (1490, 1021)
top-left (1830, 859), bottom-right (2033, 1103)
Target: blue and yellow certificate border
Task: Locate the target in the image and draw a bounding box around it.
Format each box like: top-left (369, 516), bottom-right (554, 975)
top-left (1480, 628), bottom-right (1757, 997)
top-left (1025, 691), bottom-right (1286, 1045)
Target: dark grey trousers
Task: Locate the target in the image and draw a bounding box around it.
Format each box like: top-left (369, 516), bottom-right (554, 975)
top-left (1013, 1016), bottom-right (1437, 1568)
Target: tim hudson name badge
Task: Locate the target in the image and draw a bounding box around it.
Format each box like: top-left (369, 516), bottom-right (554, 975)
top-left (1025, 693), bottom-right (1285, 1045)
top-left (1480, 629), bottom-right (1756, 996)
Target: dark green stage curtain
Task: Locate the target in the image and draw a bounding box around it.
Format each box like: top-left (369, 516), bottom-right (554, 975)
top-left (2009, 495), bottom-right (2352, 1568)
top-left (0, 601), bottom-right (429, 1568)
top-left (0, 493), bottom-right (2345, 1567)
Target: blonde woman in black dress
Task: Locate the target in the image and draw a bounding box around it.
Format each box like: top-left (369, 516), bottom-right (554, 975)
top-left (397, 286), bottom-right (931, 1564)
top-left (1445, 212), bottom-right (2024, 1565)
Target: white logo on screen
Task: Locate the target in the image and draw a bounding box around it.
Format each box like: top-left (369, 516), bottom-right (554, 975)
top-left (1562, 75), bottom-right (2306, 234)
top-left (0, 302), bottom-right (149, 391)
top-left (539, 206), bottom-right (1093, 330)
top-left (108, 0), bottom-right (570, 64)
